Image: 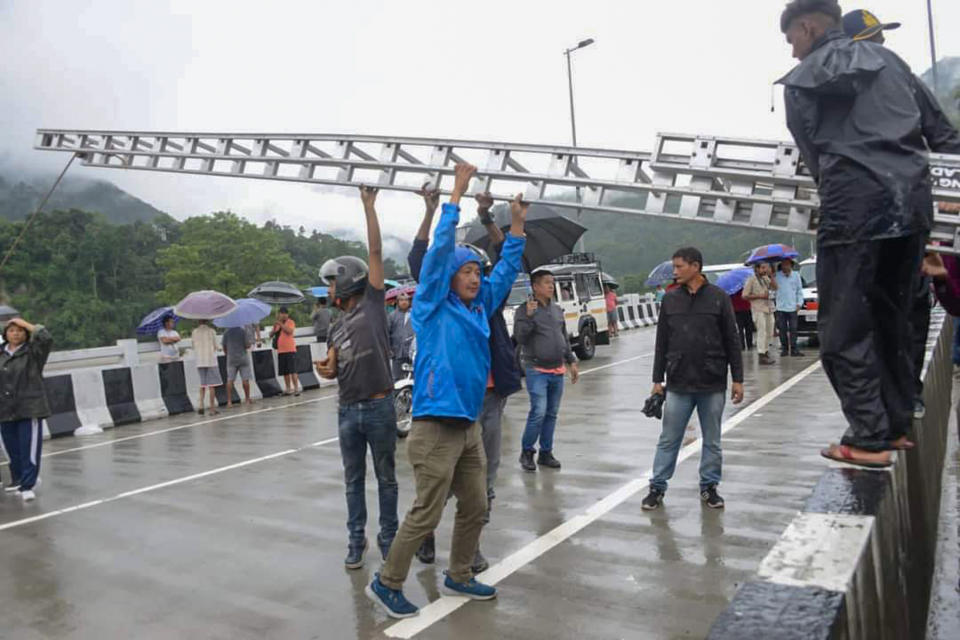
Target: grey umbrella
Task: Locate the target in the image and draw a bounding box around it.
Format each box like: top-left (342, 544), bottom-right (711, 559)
top-left (601, 272), bottom-right (619, 289)
top-left (459, 204), bottom-right (587, 272)
top-left (249, 281), bottom-right (306, 305)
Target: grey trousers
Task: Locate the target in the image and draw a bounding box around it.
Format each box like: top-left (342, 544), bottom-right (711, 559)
top-left (479, 389), bottom-right (509, 500)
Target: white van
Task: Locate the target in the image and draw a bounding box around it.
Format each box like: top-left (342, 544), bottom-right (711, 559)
top-left (503, 257), bottom-right (610, 360)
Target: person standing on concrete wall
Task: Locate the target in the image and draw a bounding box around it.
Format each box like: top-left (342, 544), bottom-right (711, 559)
top-left (367, 164), bottom-right (527, 619)
top-left (316, 185), bottom-right (398, 571)
top-left (222, 324), bottom-right (255, 408)
top-left (515, 269), bottom-right (580, 472)
top-left (192, 319), bottom-right (221, 416)
top-left (407, 188), bottom-right (524, 573)
top-left (0, 318), bottom-right (52, 501)
top-left (743, 262), bottom-right (777, 365)
top-left (642, 247), bottom-right (744, 511)
top-left (774, 260), bottom-right (805, 357)
top-left (778, 0), bottom-right (960, 467)
top-left (271, 307), bottom-right (300, 396)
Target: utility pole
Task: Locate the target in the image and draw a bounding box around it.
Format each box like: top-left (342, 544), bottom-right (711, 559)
top-left (926, 0), bottom-right (939, 94)
top-left (564, 38), bottom-right (594, 252)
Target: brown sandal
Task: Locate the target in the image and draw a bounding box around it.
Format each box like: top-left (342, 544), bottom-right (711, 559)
top-left (820, 443), bottom-right (893, 469)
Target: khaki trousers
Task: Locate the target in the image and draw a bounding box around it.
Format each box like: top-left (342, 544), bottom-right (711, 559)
top-left (380, 419), bottom-right (487, 588)
top-left (752, 309), bottom-right (775, 355)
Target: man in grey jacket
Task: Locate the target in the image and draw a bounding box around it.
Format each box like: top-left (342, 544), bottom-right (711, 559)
top-left (514, 270), bottom-right (579, 472)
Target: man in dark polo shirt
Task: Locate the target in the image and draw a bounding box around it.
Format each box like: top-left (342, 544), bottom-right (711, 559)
top-left (317, 185), bottom-right (397, 570)
top-left (642, 247), bottom-right (744, 511)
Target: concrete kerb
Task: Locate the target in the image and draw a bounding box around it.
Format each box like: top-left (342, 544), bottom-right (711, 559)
top-left (129, 362), bottom-right (169, 422)
top-left (70, 368), bottom-right (114, 432)
top-left (706, 310), bottom-right (953, 640)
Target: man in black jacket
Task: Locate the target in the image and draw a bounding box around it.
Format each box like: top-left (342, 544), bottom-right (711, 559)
top-left (642, 247), bottom-right (744, 510)
top-left (778, 0), bottom-right (960, 467)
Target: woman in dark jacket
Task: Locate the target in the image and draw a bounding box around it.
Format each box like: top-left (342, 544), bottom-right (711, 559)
top-left (0, 318), bottom-right (53, 501)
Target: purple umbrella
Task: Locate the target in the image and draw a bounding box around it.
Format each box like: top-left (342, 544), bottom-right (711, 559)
top-left (745, 244), bottom-right (799, 265)
top-left (214, 298), bottom-right (271, 328)
top-left (645, 260), bottom-right (674, 287)
top-left (173, 290), bottom-right (237, 320)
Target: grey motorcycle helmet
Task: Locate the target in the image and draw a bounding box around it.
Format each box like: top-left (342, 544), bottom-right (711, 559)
top-left (319, 256), bottom-right (369, 304)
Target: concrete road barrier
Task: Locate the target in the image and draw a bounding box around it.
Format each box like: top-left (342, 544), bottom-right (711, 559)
top-left (707, 310), bottom-right (953, 640)
top-left (101, 367), bottom-right (142, 426)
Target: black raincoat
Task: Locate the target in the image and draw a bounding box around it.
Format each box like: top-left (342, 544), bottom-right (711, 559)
top-left (0, 326), bottom-right (53, 422)
top-left (778, 29), bottom-right (960, 246)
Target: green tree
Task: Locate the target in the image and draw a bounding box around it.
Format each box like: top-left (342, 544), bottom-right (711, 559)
top-left (157, 212), bottom-right (299, 303)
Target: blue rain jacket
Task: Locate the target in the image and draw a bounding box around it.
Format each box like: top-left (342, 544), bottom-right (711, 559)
top-left (411, 203), bottom-right (525, 421)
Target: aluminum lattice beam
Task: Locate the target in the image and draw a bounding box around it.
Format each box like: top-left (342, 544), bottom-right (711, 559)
top-left (33, 128), bottom-right (960, 252)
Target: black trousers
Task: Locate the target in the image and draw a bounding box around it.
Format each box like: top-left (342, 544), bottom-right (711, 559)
top-left (817, 234), bottom-right (922, 451)
top-left (735, 310), bottom-right (754, 350)
top-left (775, 311), bottom-right (800, 354)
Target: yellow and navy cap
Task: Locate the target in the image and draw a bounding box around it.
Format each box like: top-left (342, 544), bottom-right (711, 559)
top-left (842, 9), bottom-right (901, 41)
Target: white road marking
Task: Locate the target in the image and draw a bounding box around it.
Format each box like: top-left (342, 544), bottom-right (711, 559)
top-left (0, 436), bottom-right (340, 532)
top-left (384, 360), bottom-right (823, 638)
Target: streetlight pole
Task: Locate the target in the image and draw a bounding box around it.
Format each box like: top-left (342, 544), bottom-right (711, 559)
top-left (564, 38), bottom-right (594, 253)
top-left (926, 0), bottom-right (939, 94)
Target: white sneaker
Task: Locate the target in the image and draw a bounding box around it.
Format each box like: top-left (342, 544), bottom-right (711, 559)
top-left (19, 490), bottom-right (36, 502)
top-left (4, 484), bottom-right (20, 493)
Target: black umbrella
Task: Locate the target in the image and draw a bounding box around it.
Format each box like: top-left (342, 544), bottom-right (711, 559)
top-left (248, 281), bottom-right (306, 305)
top-left (459, 204), bottom-right (587, 272)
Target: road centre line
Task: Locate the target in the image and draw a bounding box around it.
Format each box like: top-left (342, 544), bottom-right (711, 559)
top-left (384, 360), bottom-right (824, 639)
top-left (0, 349), bottom-right (655, 531)
top-left (0, 436), bottom-right (341, 532)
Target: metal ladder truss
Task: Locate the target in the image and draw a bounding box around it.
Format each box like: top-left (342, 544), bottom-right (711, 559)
top-left (34, 129), bottom-right (960, 253)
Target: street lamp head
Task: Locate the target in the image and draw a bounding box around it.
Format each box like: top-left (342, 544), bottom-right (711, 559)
top-left (578, 38), bottom-right (595, 49)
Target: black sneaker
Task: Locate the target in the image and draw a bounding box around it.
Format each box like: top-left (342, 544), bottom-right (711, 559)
top-left (780, 350), bottom-right (789, 357)
top-left (641, 488), bottom-right (664, 511)
top-left (519, 450), bottom-right (537, 472)
top-left (415, 533), bottom-right (435, 564)
top-left (345, 538), bottom-right (368, 570)
top-left (790, 350), bottom-right (805, 357)
top-left (537, 451), bottom-right (561, 469)
top-left (471, 548), bottom-right (490, 574)
top-left (913, 398), bottom-right (926, 420)
top-left (700, 485), bottom-right (725, 509)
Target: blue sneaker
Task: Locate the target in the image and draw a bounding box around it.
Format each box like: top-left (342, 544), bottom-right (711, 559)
top-left (442, 572), bottom-right (497, 600)
top-left (365, 574), bottom-right (419, 619)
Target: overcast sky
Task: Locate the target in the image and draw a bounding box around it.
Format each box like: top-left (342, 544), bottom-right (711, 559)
top-left (2, 0), bottom-right (958, 239)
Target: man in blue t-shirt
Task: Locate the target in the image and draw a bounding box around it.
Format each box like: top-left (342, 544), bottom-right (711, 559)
top-left (774, 259), bottom-right (805, 357)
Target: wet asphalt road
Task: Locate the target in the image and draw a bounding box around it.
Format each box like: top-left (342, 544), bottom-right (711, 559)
top-left (0, 328), bottom-right (843, 640)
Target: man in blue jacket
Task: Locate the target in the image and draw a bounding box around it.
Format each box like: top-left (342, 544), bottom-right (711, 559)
top-left (407, 187), bottom-right (524, 572)
top-left (367, 163), bottom-right (527, 618)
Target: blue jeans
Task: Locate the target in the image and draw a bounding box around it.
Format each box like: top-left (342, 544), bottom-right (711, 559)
top-left (338, 395), bottom-right (399, 548)
top-left (650, 391), bottom-right (725, 492)
top-left (521, 369), bottom-right (565, 452)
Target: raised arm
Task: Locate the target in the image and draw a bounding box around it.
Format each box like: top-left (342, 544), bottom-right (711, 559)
top-left (408, 185), bottom-right (441, 280)
top-left (411, 164), bottom-right (477, 325)
top-left (359, 185), bottom-right (385, 290)
top-left (481, 194), bottom-right (528, 315)
top-left (475, 192), bottom-right (505, 246)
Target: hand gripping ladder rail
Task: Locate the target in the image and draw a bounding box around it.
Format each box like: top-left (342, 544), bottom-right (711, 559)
top-left (33, 129), bottom-right (960, 253)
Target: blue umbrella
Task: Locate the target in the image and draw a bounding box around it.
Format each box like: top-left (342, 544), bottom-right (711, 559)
top-left (306, 286), bottom-right (329, 298)
top-left (214, 298), bottom-right (272, 328)
top-left (137, 306), bottom-right (179, 335)
top-left (645, 261), bottom-right (674, 287)
top-left (715, 268), bottom-right (754, 295)
top-left (745, 244), bottom-right (800, 265)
